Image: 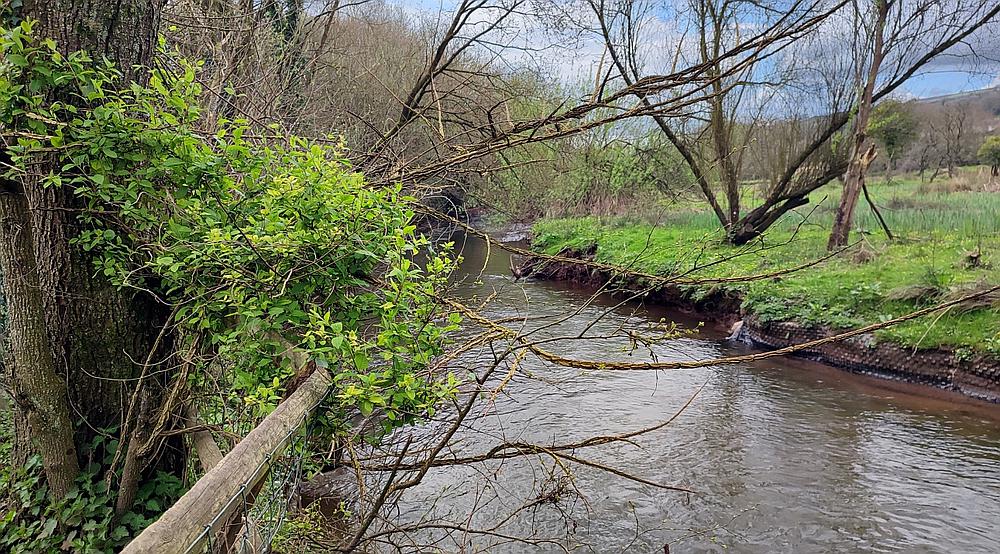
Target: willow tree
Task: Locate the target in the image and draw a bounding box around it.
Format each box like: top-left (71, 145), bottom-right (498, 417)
top-left (590, 0), bottom-right (1000, 244)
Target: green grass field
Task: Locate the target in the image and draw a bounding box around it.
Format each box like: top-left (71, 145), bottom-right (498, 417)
top-left (533, 170), bottom-right (1000, 355)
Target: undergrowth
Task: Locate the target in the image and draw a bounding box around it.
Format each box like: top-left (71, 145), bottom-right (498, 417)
top-left (0, 447), bottom-right (183, 553)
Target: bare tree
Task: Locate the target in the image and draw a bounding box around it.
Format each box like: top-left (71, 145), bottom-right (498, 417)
top-left (590, 0), bottom-right (1000, 244)
top-left (937, 104), bottom-right (971, 179)
top-left (828, 0), bottom-right (890, 250)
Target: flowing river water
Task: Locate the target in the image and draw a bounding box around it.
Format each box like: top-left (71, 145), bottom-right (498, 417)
top-left (397, 233), bottom-right (1000, 553)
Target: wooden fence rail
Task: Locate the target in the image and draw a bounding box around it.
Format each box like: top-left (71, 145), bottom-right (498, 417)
top-left (122, 367), bottom-right (332, 554)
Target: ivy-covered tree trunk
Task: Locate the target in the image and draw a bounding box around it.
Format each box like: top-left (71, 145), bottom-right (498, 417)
top-left (3, 0), bottom-right (170, 499)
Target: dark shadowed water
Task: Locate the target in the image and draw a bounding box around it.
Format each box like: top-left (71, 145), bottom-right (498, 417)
top-left (397, 234), bottom-right (1000, 553)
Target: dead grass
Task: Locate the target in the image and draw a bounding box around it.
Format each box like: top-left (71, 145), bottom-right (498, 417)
top-left (943, 280), bottom-right (1000, 313)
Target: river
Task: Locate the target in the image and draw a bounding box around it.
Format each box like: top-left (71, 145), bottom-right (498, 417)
top-left (395, 233), bottom-right (1000, 553)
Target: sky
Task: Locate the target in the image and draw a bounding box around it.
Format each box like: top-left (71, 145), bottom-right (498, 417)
top-left (389, 0), bottom-right (1000, 100)
top-left (905, 71), bottom-right (994, 98)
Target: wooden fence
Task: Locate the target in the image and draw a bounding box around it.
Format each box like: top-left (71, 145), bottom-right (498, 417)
top-left (121, 368), bottom-right (332, 554)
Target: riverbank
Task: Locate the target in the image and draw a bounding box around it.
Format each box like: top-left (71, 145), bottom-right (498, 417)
top-left (428, 231), bottom-right (1000, 552)
top-left (523, 215), bottom-right (1000, 402)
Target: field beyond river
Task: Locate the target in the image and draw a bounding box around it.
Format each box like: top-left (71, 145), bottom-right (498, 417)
top-left (530, 172), bottom-right (1000, 358)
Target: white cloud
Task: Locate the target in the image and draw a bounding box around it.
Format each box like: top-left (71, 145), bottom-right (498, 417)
top-left (390, 0), bottom-right (1000, 102)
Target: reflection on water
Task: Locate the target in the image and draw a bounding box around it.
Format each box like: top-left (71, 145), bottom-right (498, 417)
top-left (399, 233), bottom-right (1000, 553)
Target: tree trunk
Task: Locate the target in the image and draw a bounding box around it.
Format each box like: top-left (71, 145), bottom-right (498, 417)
top-left (729, 195), bottom-right (810, 245)
top-left (929, 165), bottom-right (941, 183)
top-left (2, 0), bottom-right (170, 498)
top-left (22, 0), bottom-right (162, 83)
top-left (0, 187), bottom-right (81, 498)
top-left (828, 0), bottom-right (889, 250)
top-left (829, 142), bottom-right (878, 248)
top-left (700, 1), bottom-right (741, 228)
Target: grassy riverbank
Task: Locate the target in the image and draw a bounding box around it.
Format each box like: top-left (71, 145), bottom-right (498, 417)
top-left (532, 174), bottom-right (1000, 356)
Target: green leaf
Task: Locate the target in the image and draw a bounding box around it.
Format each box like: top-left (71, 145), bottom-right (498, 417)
top-left (38, 518), bottom-right (57, 539)
top-left (353, 351), bottom-right (369, 372)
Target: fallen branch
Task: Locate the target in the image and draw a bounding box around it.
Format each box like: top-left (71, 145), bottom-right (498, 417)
top-left (444, 283), bottom-right (1000, 371)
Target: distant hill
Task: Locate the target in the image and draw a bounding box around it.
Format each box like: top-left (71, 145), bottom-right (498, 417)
top-left (913, 85), bottom-right (1000, 117)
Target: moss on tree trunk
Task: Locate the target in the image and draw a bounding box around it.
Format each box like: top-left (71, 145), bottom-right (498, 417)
top-left (2, 0), bottom-right (172, 500)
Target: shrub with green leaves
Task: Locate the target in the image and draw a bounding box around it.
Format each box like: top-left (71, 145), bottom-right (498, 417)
top-left (1, 18), bottom-right (462, 545)
top-left (3, 18), bottom-right (460, 418)
top-left (1, 452), bottom-right (183, 553)
top-left (979, 135), bottom-right (1000, 176)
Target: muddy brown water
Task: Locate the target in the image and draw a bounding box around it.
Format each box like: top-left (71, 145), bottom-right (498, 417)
top-left (396, 233), bottom-right (1000, 553)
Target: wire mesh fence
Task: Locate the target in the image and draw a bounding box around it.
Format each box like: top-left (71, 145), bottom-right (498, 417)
top-left (182, 391), bottom-right (328, 554)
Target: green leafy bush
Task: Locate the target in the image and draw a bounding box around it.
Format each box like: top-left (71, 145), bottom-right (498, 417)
top-left (979, 135), bottom-right (1000, 175)
top-left (1, 17), bottom-right (462, 544)
top-left (2, 18), bottom-right (459, 423)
